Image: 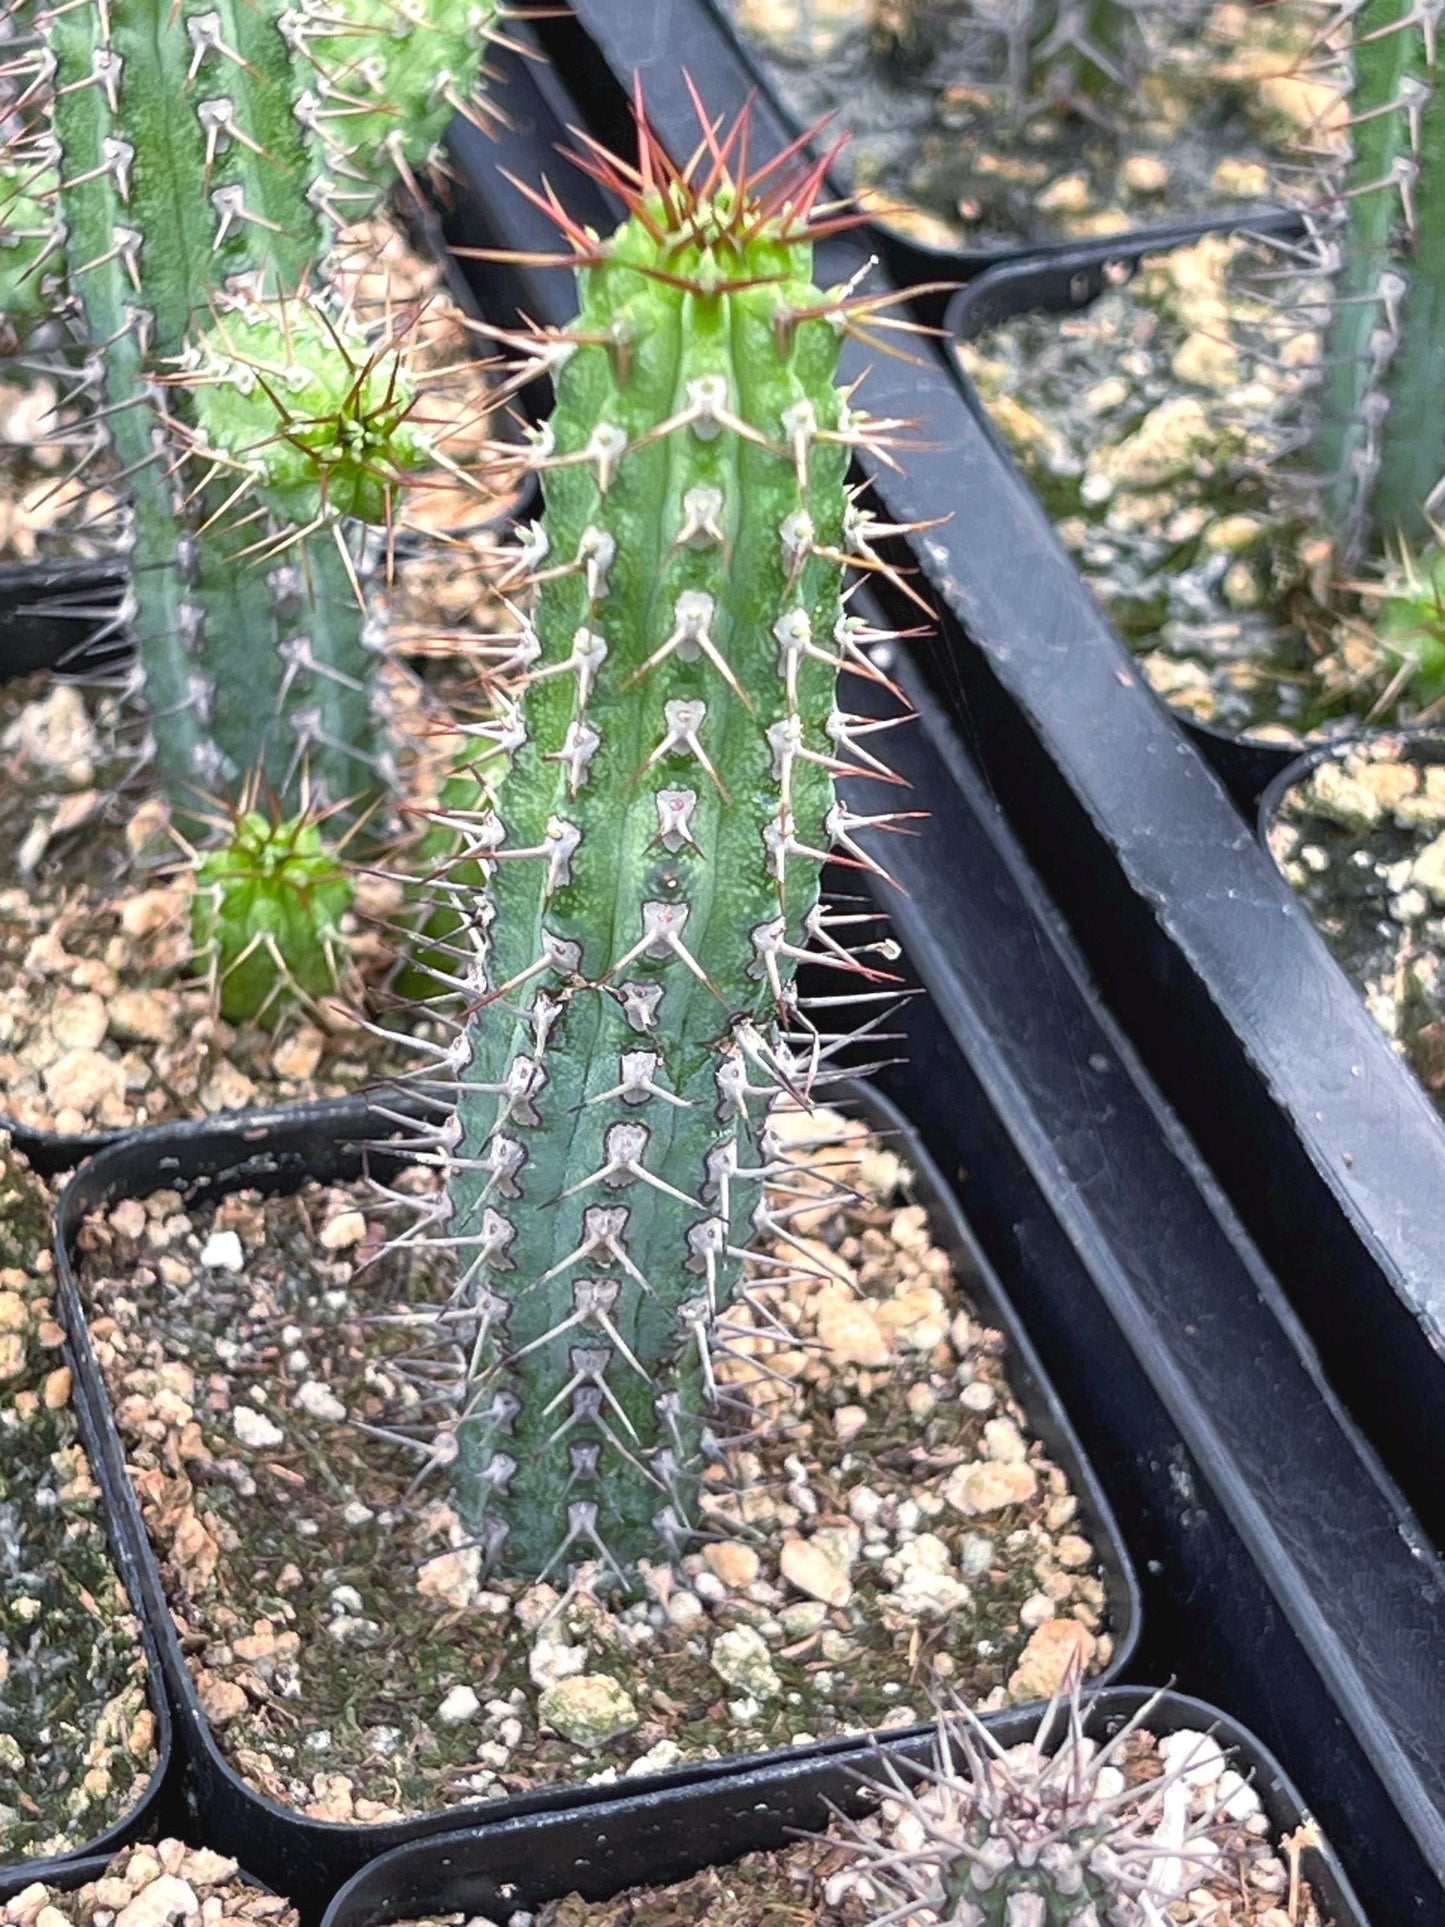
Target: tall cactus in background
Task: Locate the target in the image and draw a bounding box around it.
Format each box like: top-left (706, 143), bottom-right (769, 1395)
top-left (1316, 0), bottom-right (1445, 563)
top-left (970, 0), bottom-right (1166, 112)
top-left (0, 0), bottom-right (495, 829)
top-left (407, 98), bottom-right (914, 1585)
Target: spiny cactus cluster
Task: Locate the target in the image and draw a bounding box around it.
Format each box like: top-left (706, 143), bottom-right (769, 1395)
top-left (0, 0), bottom-right (495, 833)
top-left (390, 96), bottom-right (915, 1587)
top-left (835, 1688), bottom-right (1234, 1927)
top-left (1314, 0), bottom-right (1445, 567)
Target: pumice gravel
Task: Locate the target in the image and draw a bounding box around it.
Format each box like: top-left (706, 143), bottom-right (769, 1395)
top-left (76, 1107), bottom-right (1112, 1823)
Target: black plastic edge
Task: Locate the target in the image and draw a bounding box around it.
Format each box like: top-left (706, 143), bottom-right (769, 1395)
top-left (505, 0), bottom-right (1445, 1568)
top-left (0, 560), bottom-right (129, 682)
top-left (51, 1083), bottom-right (1139, 1916)
top-left (0, 1271), bottom-right (177, 1898)
top-left (319, 1688), bottom-right (1366, 1927)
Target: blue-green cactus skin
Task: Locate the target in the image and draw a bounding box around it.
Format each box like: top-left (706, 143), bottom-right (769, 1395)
top-left (429, 140), bottom-right (887, 1585)
top-left (1319, 1), bottom-right (1445, 558)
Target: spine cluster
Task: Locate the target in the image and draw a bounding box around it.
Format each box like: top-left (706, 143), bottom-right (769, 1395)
top-left (835, 1689), bottom-right (1235, 1927)
top-left (0, 0), bottom-right (494, 827)
top-left (409, 108), bottom-right (910, 1586)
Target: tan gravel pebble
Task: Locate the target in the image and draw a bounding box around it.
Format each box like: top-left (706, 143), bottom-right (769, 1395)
top-left (812, 1286), bottom-right (891, 1366)
top-left (702, 1541), bottom-right (761, 1588)
top-left (780, 1534), bottom-right (854, 1608)
top-left (943, 1459), bottom-right (1040, 1515)
top-left (107, 989), bottom-right (178, 1045)
top-left (43, 1046), bottom-right (127, 1117)
top-left (196, 1673), bottom-right (249, 1725)
top-left (319, 1210), bottom-right (366, 1250)
top-left (1007, 1618), bottom-right (1099, 1700)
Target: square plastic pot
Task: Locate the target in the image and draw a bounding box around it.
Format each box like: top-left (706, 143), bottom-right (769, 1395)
top-left (436, 0), bottom-right (1445, 1632)
top-left (50, 1082), bottom-right (1139, 1915)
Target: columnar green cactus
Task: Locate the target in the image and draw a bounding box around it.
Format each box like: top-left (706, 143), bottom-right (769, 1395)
top-left (0, 0), bottom-right (494, 828)
top-left (1317, 0), bottom-right (1445, 562)
top-left (836, 1689), bottom-right (1227, 1926)
top-left (417, 104), bottom-right (908, 1585)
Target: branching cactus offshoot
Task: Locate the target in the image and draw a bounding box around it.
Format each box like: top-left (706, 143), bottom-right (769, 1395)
top-left (191, 800), bottom-right (356, 1026)
top-left (1317, 0), bottom-right (1445, 565)
top-left (0, 0), bottom-right (495, 829)
top-left (402, 97), bottom-right (917, 1588)
top-left (833, 1685), bottom-right (1237, 1926)
top-left (973, 0), bottom-right (1164, 114)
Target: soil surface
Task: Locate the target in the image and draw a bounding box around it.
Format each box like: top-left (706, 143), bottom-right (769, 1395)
top-left (0, 1136), bottom-right (155, 1863)
top-left (954, 230), bottom-right (1399, 741)
top-left (0, 1840), bottom-right (298, 1927)
top-left (398, 1723), bottom-right (1329, 1927)
top-left (724, 1), bottom-right (1312, 251)
top-left (77, 1106), bottom-right (1114, 1825)
top-left (1268, 733), bottom-right (1445, 1115)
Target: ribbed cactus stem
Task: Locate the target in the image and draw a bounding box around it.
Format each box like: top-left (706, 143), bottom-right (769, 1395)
top-left (8, 0), bottom-right (493, 827)
top-left (1318, 0), bottom-right (1445, 559)
top-left (431, 107), bottom-right (902, 1585)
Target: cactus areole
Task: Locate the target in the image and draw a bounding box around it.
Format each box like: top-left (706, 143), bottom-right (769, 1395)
top-left (431, 102), bottom-right (910, 1586)
top-left (10, 0), bottom-right (494, 827)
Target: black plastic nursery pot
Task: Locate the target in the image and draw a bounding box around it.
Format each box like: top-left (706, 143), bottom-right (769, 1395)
top-left (50, 1082), bottom-right (1140, 1916)
top-left (0, 559), bottom-right (128, 685)
top-left (319, 1687), bottom-right (1367, 1927)
top-left (442, 0), bottom-right (1445, 1614)
top-left (41, 644), bottom-right (1445, 1919)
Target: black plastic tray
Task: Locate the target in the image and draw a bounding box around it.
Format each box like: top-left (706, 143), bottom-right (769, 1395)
top-left (51, 1083), bottom-right (1140, 1915)
top-left (320, 1687), bottom-right (1367, 1927)
top-left (456, 0), bottom-right (1445, 1590)
top-left (42, 620), bottom-right (1445, 1915)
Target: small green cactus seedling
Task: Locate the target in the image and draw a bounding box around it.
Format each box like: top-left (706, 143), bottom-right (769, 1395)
top-left (834, 1686), bottom-right (1237, 1926)
top-left (191, 805), bottom-right (355, 1025)
top-left (184, 298), bottom-right (434, 528)
top-left (395, 96), bottom-right (915, 1588)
